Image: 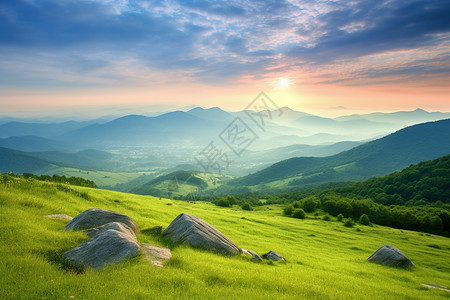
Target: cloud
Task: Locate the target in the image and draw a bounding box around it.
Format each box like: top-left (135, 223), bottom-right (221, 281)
top-left (0, 0), bottom-right (448, 88)
top-left (288, 0), bottom-right (450, 64)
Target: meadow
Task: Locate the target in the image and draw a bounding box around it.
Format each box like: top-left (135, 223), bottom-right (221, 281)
top-left (37, 167), bottom-right (144, 187)
top-left (1, 178), bottom-right (449, 299)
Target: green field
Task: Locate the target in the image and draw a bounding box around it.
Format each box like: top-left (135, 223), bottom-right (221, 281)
top-left (1, 178), bottom-right (449, 299)
top-left (36, 167), bottom-right (144, 187)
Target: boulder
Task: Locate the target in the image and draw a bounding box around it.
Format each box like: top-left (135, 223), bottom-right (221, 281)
top-left (367, 245), bottom-right (414, 268)
top-left (64, 227), bottom-right (140, 269)
top-left (84, 222), bottom-right (135, 238)
top-left (45, 214), bottom-right (73, 220)
top-left (140, 244), bottom-right (172, 267)
top-left (163, 213), bottom-right (241, 255)
top-left (63, 208), bottom-right (139, 233)
top-left (262, 250), bottom-right (286, 261)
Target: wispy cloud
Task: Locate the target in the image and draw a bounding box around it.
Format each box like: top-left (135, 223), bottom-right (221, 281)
top-left (0, 0), bottom-right (448, 88)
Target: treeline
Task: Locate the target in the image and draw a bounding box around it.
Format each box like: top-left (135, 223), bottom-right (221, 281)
top-left (283, 193), bottom-right (449, 235)
top-left (1, 172), bottom-right (97, 188)
top-left (328, 154), bottom-right (450, 206)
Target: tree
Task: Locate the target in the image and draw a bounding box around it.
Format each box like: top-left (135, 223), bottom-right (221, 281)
top-left (292, 208), bottom-right (306, 219)
top-left (226, 195), bottom-right (237, 205)
top-left (241, 203), bottom-right (253, 211)
top-left (217, 198), bottom-right (231, 207)
top-left (337, 214), bottom-right (344, 222)
top-left (283, 205), bottom-right (294, 216)
top-left (344, 218), bottom-right (355, 227)
top-left (359, 214), bottom-right (370, 226)
top-left (300, 196), bottom-right (319, 212)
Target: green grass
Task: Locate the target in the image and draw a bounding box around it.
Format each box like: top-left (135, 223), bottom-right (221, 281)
top-left (1, 178), bottom-right (449, 299)
top-left (37, 166), bottom-right (143, 187)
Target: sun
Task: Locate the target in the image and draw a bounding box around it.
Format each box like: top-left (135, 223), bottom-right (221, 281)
top-left (277, 77), bottom-right (291, 87)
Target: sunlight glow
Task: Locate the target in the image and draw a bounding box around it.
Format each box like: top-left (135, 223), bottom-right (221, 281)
top-left (277, 77), bottom-right (291, 87)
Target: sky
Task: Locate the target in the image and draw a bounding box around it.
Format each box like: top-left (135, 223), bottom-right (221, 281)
top-left (0, 0), bottom-right (449, 117)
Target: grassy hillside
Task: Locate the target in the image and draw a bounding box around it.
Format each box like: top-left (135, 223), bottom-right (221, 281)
top-left (331, 154), bottom-right (450, 206)
top-left (36, 166), bottom-right (144, 187)
top-left (133, 170), bottom-right (230, 198)
top-left (1, 177), bottom-right (449, 299)
top-left (228, 118), bottom-right (450, 191)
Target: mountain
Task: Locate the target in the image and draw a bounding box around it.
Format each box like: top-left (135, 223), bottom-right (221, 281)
top-left (31, 149), bottom-right (117, 170)
top-left (0, 147), bottom-right (118, 174)
top-left (0, 147), bottom-right (57, 174)
top-left (229, 118), bottom-right (450, 189)
top-left (0, 120), bottom-right (93, 138)
top-left (335, 108), bottom-right (450, 126)
top-left (248, 141), bottom-right (363, 161)
top-left (0, 136), bottom-right (71, 152)
top-left (330, 154), bottom-right (450, 206)
top-left (132, 170), bottom-right (208, 197)
top-left (293, 115), bottom-right (396, 138)
top-left (187, 107), bottom-right (234, 123)
top-left (58, 111), bottom-right (217, 147)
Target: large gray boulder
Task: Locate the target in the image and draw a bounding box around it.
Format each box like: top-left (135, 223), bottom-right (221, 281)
top-left (84, 222), bottom-right (135, 238)
top-left (163, 213), bottom-right (241, 255)
top-left (64, 225), bottom-right (141, 269)
top-left (367, 245), bottom-right (414, 268)
top-left (63, 208), bottom-right (139, 233)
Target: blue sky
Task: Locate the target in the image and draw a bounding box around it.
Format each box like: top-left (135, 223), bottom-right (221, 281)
top-left (0, 0), bottom-right (449, 114)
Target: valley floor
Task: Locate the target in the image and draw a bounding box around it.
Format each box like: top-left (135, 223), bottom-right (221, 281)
top-left (1, 179), bottom-right (449, 299)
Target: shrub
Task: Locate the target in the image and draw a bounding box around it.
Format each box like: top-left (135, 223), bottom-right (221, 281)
top-left (337, 214), bottom-right (344, 222)
top-left (226, 195), bottom-right (237, 205)
top-left (241, 203), bottom-right (253, 211)
top-left (322, 215), bottom-right (331, 221)
top-left (359, 214), bottom-right (371, 225)
top-left (292, 208), bottom-right (306, 219)
top-left (283, 205), bottom-right (294, 216)
top-left (344, 218), bottom-right (355, 227)
top-left (300, 197), bottom-right (320, 212)
top-left (217, 198), bottom-right (231, 207)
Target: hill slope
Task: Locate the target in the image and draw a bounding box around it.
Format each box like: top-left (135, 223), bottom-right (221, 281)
top-left (0, 147), bottom-right (57, 173)
top-left (1, 177), bottom-right (449, 299)
top-left (231, 118), bottom-right (450, 188)
top-left (330, 154), bottom-right (450, 206)
top-left (0, 147), bottom-right (121, 175)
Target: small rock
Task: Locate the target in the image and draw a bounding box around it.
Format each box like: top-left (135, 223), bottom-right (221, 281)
top-left (45, 214), bottom-right (73, 220)
top-left (262, 250), bottom-right (286, 261)
top-left (63, 208), bottom-right (139, 233)
top-left (140, 244), bottom-right (172, 267)
top-left (367, 245), bottom-right (414, 268)
top-left (247, 249), bottom-right (263, 262)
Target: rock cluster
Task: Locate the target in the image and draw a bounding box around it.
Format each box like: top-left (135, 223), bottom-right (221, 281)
top-left (63, 208), bottom-right (170, 269)
top-left (163, 213), bottom-right (286, 262)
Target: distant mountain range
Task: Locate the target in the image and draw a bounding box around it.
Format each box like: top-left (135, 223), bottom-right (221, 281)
top-left (1, 107), bottom-right (449, 181)
top-left (225, 118), bottom-right (450, 191)
top-left (0, 147), bottom-right (118, 174)
top-left (1, 107), bottom-right (449, 151)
